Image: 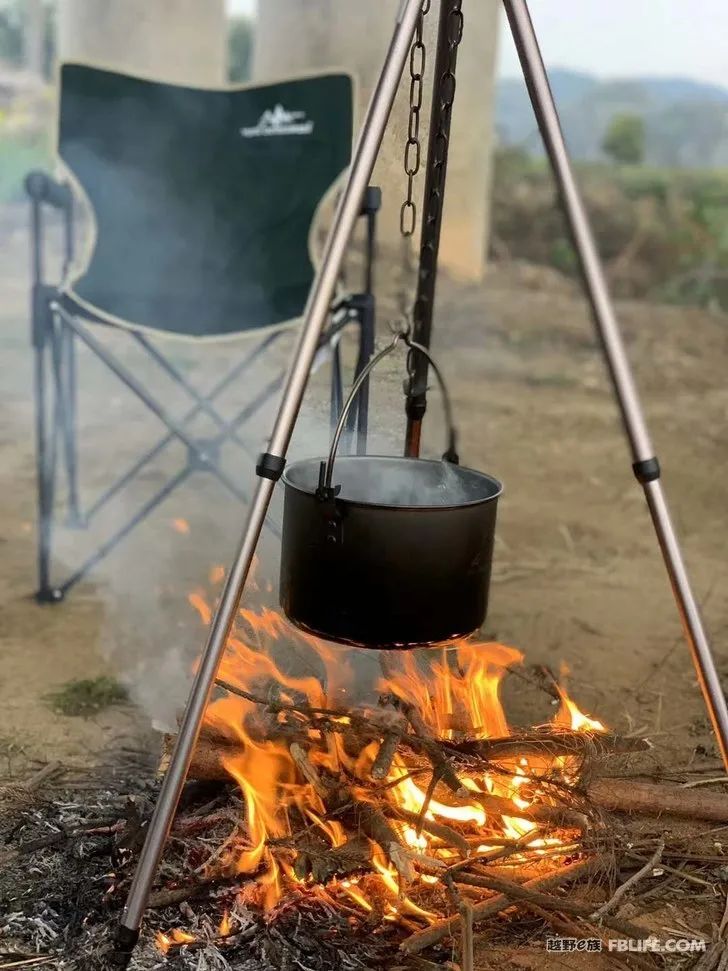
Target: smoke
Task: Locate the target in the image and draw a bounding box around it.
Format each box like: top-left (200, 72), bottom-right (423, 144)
top-left (1, 197), bottom-right (486, 744)
top-left (287, 452), bottom-right (499, 507)
top-left (14, 198), bottom-right (453, 734)
top-left (45, 308), bottom-right (416, 730)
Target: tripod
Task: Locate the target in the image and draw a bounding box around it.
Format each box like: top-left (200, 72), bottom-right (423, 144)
top-left (115, 0), bottom-right (728, 958)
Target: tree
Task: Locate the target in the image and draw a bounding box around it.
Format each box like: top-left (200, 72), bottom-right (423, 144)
top-left (0, 0), bottom-right (54, 79)
top-left (0, 2), bottom-right (23, 67)
top-left (601, 112), bottom-right (645, 165)
top-left (228, 15), bottom-right (252, 82)
top-left (24, 0), bottom-right (44, 78)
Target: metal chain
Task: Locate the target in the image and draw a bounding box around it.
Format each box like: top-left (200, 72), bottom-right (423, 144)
top-left (396, 0), bottom-right (430, 323)
top-left (399, 0), bottom-right (430, 239)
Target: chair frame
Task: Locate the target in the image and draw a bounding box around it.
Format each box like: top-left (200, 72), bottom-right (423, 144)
top-left (26, 171), bottom-right (379, 604)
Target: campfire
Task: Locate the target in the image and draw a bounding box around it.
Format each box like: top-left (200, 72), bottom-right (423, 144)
top-left (3, 566), bottom-right (726, 969)
top-left (155, 567), bottom-right (629, 958)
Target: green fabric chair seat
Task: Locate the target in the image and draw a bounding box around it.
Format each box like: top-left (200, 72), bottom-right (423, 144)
top-left (59, 64), bottom-right (353, 338)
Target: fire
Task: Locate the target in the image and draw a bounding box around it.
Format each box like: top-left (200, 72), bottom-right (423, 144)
top-left (188, 591), bottom-right (212, 626)
top-left (155, 928), bottom-right (195, 953)
top-left (183, 582), bottom-right (607, 927)
top-left (209, 564), bottom-right (226, 585)
top-left (218, 910), bottom-right (231, 937)
top-left (171, 517), bottom-right (190, 535)
top-left (557, 691), bottom-right (605, 733)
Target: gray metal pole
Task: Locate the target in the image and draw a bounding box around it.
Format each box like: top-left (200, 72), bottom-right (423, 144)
top-left (503, 0), bottom-right (728, 772)
top-left (115, 0), bottom-right (426, 956)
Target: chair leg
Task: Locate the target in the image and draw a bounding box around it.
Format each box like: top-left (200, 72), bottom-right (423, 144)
top-left (353, 184), bottom-right (380, 454)
top-left (55, 307), bottom-right (249, 504)
top-left (58, 467), bottom-right (191, 599)
top-left (341, 294), bottom-right (376, 454)
top-left (130, 331), bottom-right (255, 457)
top-left (354, 294), bottom-right (376, 455)
top-left (60, 320), bottom-right (83, 527)
top-left (330, 339), bottom-right (344, 433)
top-left (32, 293), bottom-right (62, 604)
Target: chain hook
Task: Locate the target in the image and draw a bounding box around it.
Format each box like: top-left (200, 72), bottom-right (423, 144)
top-left (388, 315), bottom-right (412, 342)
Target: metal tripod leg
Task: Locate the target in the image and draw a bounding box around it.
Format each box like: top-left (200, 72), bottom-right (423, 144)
top-left (504, 0), bottom-right (728, 771)
top-left (115, 0), bottom-right (425, 959)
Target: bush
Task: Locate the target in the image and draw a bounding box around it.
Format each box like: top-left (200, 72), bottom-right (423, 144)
top-left (228, 15), bottom-right (253, 83)
top-left (45, 676), bottom-right (128, 717)
top-left (490, 149), bottom-right (728, 311)
top-left (0, 128), bottom-right (52, 203)
top-left (602, 113), bottom-right (645, 166)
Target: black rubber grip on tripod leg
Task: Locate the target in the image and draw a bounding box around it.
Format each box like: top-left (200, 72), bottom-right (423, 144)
top-left (633, 457), bottom-right (661, 484)
top-left (110, 926), bottom-right (140, 967)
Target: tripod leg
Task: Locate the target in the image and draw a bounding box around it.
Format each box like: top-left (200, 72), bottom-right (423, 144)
top-left (116, 0), bottom-right (426, 958)
top-left (503, 0), bottom-right (728, 771)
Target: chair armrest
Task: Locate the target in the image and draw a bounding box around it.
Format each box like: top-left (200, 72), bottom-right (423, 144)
top-left (25, 170), bottom-right (73, 212)
top-left (26, 170), bottom-right (76, 288)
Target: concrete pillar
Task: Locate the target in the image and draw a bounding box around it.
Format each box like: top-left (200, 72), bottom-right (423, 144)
top-left (253, 1), bottom-right (499, 281)
top-left (57, 0), bottom-right (227, 86)
top-left (443, 3), bottom-right (501, 281)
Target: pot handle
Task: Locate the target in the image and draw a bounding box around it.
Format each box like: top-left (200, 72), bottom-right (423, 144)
top-left (318, 330), bottom-right (459, 498)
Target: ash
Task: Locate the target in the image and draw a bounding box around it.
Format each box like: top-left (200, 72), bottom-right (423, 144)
top-left (0, 760), bottom-right (425, 971)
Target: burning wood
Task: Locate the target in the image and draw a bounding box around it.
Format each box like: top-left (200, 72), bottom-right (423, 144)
top-left (100, 575), bottom-right (728, 971)
top-left (154, 595), bottom-right (637, 952)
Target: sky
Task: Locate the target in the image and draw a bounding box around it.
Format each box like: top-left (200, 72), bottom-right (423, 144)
top-left (227, 0), bottom-right (728, 90)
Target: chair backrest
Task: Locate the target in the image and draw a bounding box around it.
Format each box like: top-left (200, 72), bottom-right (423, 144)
top-left (58, 63), bottom-right (353, 339)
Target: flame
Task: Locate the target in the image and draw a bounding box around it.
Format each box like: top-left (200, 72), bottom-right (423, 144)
top-left (390, 762), bottom-right (485, 827)
top-left (188, 591), bottom-right (212, 626)
top-left (209, 564), bottom-right (226, 585)
top-left (185, 582), bottom-right (606, 924)
top-left (156, 928), bottom-right (196, 954)
top-left (371, 853), bottom-right (437, 921)
top-left (557, 692), bottom-right (605, 733)
top-left (171, 517), bottom-right (190, 535)
top-left (156, 910), bottom-right (232, 954)
top-left (340, 879), bottom-right (373, 912)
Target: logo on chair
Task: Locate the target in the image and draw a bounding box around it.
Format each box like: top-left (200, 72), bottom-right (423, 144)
top-left (240, 104), bottom-right (314, 138)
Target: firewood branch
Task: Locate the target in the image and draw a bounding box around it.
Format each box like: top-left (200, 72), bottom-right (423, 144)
top-left (401, 857), bottom-right (607, 953)
top-left (591, 839), bottom-right (665, 919)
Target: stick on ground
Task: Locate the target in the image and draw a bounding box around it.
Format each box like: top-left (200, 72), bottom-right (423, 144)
top-left (401, 857), bottom-right (607, 954)
top-left (460, 901), bottom-right (474, 971)
top-left (591, 840), bottom-right (665, 919)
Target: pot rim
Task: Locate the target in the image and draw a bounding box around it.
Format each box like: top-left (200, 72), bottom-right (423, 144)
top-left (282, 455), bottom-right (503, 512)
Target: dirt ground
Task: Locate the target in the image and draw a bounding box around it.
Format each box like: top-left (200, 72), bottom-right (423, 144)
top-left (1, 201), bottom-right (727, 965)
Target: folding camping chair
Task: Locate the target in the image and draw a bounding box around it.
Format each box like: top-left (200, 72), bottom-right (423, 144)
top-left (26, 63), bottom-right (378, 603)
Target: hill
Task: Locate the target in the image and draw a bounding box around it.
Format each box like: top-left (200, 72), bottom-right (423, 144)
top-left (496, 68), bottom-right (728, 168)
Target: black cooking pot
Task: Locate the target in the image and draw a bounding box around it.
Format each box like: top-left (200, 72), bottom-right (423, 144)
top-left (279, 335), bottom-right (503, 649)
